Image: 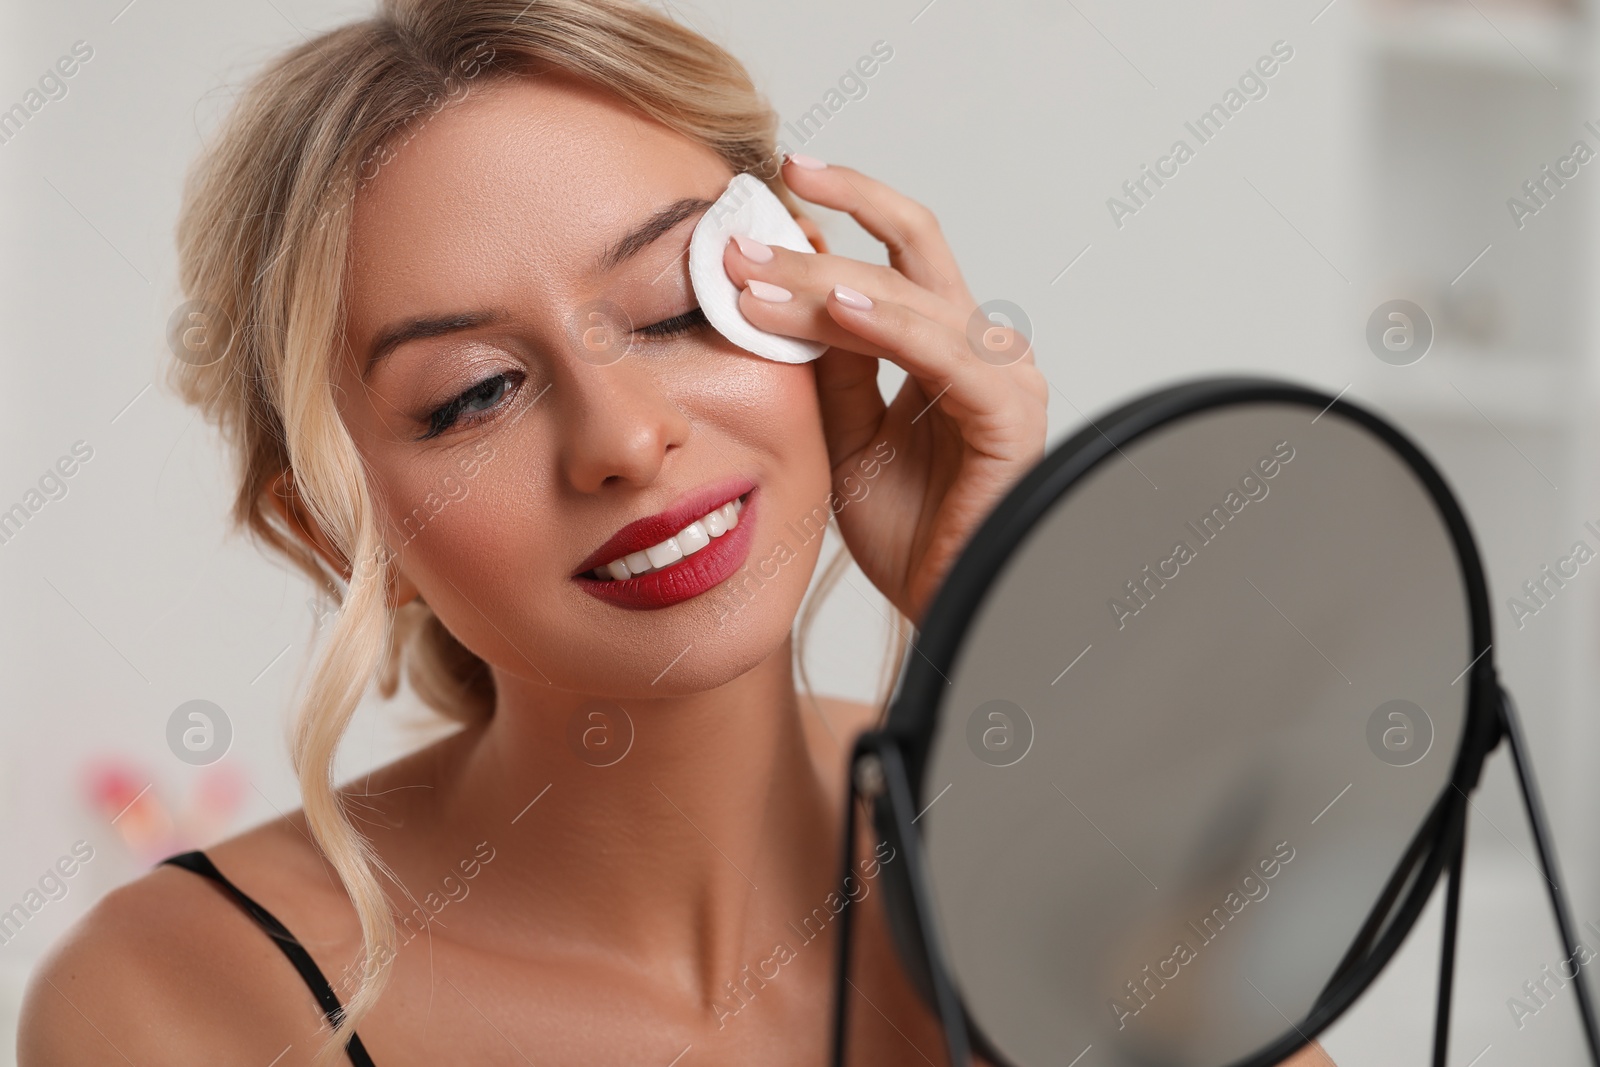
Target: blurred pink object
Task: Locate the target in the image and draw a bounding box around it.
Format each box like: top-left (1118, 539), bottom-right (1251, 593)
top-left (83, 759), bottom-right (247, 866)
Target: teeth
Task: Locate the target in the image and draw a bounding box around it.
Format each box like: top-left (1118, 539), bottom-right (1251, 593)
top-left (590, 495), bottom-right (745, 580)
top-left (644, 537), bottom-right (683, 570)
top-left (677, 520), bottom-right (711, 556)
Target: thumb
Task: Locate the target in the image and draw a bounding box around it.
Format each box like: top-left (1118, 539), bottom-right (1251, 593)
top-left (813, 347), bottom-right (886, 470)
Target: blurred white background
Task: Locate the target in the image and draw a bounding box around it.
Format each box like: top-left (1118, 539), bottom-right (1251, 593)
top-left (3, 0), bottom-right (1599, 1063)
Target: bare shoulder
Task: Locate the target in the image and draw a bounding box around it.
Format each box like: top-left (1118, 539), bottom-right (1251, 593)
top-left (16, 830), bottom-right (334, 1066)
top-left (1287, 1041), bottom-right (1338, 1065)
top-left (17, 725), bottom-right (477, 1065)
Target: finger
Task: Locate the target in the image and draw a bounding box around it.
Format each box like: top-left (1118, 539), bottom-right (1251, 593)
top-left (736, 280), bottom-right (1042, 409)
top-left (817, 286), bottom-right (1044, 464)
top-left (732, 279), bottom-right (887, 470)
top-left (812, 345), bottom-right (888, 474)
top-left (736, 280), bottom-right (1034, 396)
top-left (779, 155), bottom-right (972, 302)
top-left (736, 278), bottom-right (897, 361)
top-left (723, 235), bottom-right (958, 331)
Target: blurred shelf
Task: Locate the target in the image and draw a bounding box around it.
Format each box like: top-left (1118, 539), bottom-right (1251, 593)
top-left (1357, 347), bottom-right (1593, 425)
top-left (1361, 3), bottom-right (1583, 82)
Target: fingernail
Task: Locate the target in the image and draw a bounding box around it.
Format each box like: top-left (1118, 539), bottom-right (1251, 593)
top-left (832, 284), bottom-right (873, 310)
top-left (746, 280), bottom-right (792, 302)
top-left (785, 152), bottom-right (827, 170)
top-left (731, 234), bottom-right (774, 263)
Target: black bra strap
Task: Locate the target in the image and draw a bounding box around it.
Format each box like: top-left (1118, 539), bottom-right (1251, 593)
top-left (161, 850), bottom-right (377, 1067)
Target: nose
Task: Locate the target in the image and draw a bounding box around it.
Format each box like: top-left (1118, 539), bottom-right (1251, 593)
top-left (558, 357), bottom-right (693, 494)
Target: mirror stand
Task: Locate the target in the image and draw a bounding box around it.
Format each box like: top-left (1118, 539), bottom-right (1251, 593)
top-left (1430, 793), bottom-right (1465, 1067)
top-left (1465, 687), bottom-right (1600, 1063)
top-left (830, 730), bottom-right (974, 1067)
top-left (830, 686), bottom-right (1600, 1067)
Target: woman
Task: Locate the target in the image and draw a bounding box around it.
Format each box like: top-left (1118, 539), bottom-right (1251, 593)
top-left (19, 1), bottom-right (1044, 1062)
top-left (17, 1), bottom-right (1330, 1064)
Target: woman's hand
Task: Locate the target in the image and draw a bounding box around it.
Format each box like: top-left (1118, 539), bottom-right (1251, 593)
top-left (723, 155), bottom-right (1050, 626)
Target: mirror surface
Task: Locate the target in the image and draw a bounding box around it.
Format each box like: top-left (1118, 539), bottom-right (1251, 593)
top-left (918, 401), bottom-right (1475, 1067)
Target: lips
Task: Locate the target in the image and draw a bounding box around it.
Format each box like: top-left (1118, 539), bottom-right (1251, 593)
top-left (573, 476), bottom-right (755, 576)
top-left (572, 477), bottom-right (758, 610)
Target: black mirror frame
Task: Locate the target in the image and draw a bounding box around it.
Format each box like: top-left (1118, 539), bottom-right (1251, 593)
top-left (829, 376), bottom-right (1600, 1067)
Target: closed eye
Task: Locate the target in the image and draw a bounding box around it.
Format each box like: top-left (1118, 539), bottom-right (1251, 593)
top-left (637, 306), bottom-right (709, 339)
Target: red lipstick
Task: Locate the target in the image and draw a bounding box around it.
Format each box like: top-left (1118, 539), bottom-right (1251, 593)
top-left (573, 477), bottom-right (757, 610)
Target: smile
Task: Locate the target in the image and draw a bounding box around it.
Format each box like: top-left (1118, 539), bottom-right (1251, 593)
top-left (587, 493), bottom-right (746, 580)
top-left (573, 481), bottom-right (758, 610)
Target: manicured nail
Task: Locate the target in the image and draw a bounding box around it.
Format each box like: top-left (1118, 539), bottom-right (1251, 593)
top-left (746, 280), bottom-right (792, 302)
top-left (731, 234), bottom-right (774, 263)
top-left (785, 152), bottom-right (827, 170)
top-left (832, 284), bottom-right (873, 310)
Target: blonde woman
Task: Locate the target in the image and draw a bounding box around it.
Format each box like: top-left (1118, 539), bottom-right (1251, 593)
top-left (16, 1), bottom-right (1041, 1062)
top-left (17, 2), bottom-right (1332, 1065)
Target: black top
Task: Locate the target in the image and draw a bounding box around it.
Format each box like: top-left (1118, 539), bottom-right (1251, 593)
top-left (160, 850), bottom-right (377, 1066)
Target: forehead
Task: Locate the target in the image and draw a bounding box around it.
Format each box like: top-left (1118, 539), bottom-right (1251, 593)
top-left (343, 73), bottom-right (733, 324)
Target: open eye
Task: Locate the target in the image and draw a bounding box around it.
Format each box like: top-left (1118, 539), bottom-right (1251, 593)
top-left (636, 305), bottom-right (710, 340)
top-left (419, 371), bottom-right (522, 440)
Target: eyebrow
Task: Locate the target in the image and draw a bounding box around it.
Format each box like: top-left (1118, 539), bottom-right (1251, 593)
top-left (362, 196), bottom-right (716, 379)
top-left (594, 196), bottom-right (716, 274)
top-left (364, 311), bottom-right (503, 380)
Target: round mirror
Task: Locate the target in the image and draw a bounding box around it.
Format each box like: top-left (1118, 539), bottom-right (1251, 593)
top-left (870, 378), bottom-right (1499, 1067)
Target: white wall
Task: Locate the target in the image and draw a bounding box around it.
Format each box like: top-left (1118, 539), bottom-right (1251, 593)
top-left (2, 0), bottom-right (1597, 1062)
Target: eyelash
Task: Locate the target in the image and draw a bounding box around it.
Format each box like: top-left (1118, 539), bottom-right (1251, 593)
top-left (636, 305), bottom-right (709, 339)
top-left (417, 307), bottom-right (711, 440)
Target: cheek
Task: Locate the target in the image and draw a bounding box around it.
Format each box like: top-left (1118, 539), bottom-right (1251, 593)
top-left (379, 450), bottom-right (568, 674)
top-left (683, 357), bottom-right (833, 530)
top-left (776, 370), bottom-right (831, 501)
top-left (681, 357), bottom-right (827, 473)
top-left (364, 429), bottom-right (487, 533)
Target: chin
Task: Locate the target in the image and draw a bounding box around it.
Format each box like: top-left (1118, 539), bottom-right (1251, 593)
top-left (466, 559), bottom-right (815, 700)
top-left (598, 577), bottom-right (814, 699)
top-left (640, 600), bottom-right (801, 697)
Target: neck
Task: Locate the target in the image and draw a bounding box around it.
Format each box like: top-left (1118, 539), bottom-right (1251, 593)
top-left (422, 632), bottom-right (840, 1002)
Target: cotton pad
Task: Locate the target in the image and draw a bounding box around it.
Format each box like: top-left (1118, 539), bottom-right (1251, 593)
top-left (688, 172), bottom-right (829, 364)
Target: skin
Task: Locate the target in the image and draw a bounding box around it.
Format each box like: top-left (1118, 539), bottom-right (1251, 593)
top-left (17, 73), bottom-right (1330, 1067)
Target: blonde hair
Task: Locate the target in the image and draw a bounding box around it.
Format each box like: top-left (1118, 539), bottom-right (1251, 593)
top-left (168, 0), bottom-right (907, 1059)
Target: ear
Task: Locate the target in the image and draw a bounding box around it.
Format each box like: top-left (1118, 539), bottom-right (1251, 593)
top-left (263, 469), bottom-right (421, 610)
top-left (794, 213), bottom-right (829, 256)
